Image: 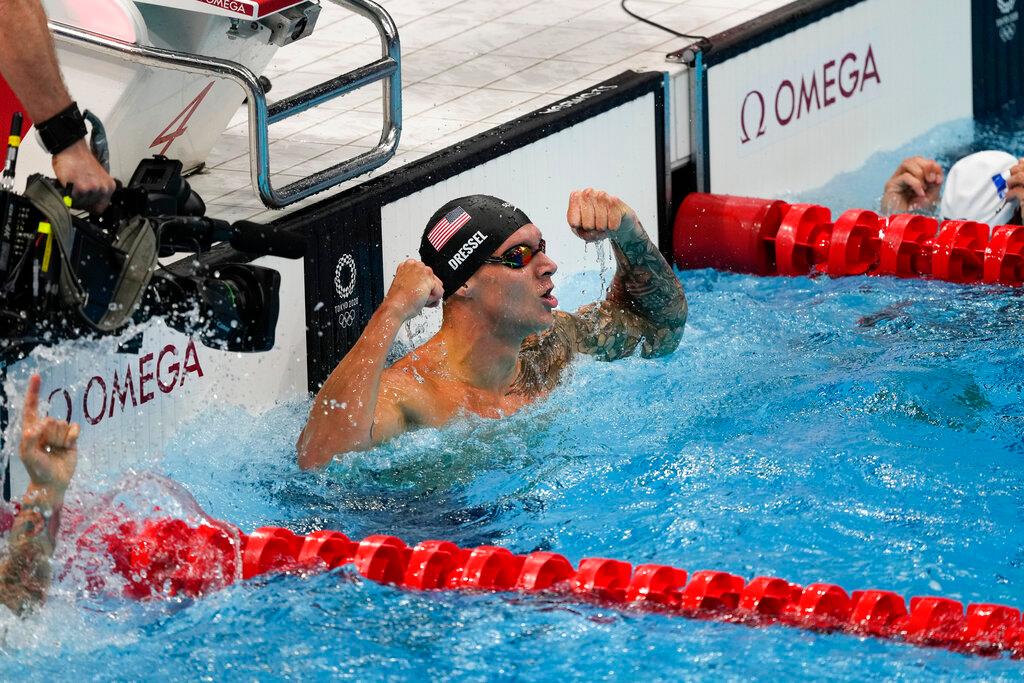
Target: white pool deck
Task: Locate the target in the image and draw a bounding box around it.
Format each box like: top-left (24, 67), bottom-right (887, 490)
top-left (193, 0), bottom-right (790, 223)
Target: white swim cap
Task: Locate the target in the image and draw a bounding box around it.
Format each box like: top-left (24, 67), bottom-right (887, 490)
top-left (939, 150), bottom-right (1019, 225)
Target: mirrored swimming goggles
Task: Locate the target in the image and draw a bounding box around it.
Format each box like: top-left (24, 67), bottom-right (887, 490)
top-left (482, 239), bottom-right (546, 269)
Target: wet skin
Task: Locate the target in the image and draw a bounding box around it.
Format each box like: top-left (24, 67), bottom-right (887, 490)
top-left (297, 189), bottom-right (688, 470)
top-left (0, 374), bottom-right (80, 615)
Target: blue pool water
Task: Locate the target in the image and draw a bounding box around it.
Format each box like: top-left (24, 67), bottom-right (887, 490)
top-left (3, 261), bottom-right (1024, 680)
top-left (6, 113), bottom-right (1024, 680)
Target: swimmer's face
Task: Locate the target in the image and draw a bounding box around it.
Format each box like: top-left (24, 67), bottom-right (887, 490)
top-left (465, 223), bottom-right (558, 335)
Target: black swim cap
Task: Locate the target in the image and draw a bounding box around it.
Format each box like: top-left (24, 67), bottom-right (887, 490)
top-left (419, 194), bottom-right (533, 299)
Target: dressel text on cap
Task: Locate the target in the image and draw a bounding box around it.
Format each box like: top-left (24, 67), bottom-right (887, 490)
top-left (448, 231), bottom-right (487, 270)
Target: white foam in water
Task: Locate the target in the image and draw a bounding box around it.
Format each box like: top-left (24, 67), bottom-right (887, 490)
top-left (6, 119), bottom-right (1024, 677)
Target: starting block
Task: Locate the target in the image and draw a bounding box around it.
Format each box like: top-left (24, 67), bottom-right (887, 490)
top-left (4, 0), bottom-right (401, 207)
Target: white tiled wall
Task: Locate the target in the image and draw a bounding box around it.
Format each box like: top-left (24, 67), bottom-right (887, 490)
top-left (195, 0), bottom-right (782, 221)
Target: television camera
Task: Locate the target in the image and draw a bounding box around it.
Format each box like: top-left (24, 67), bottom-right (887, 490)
top-left (0, 152), bottom-right (306, 357)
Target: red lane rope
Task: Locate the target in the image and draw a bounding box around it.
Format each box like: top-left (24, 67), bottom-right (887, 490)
top-left (673, 193), bottom-right (1024, 286)
top-left (82, 517), bottom-right (1024, 659)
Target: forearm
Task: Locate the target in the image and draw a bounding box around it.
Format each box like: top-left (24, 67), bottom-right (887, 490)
top-left (0, 0), bottom-right (74, 122)
top-left (609, 223), bottom-right (688, 348)
top-left (297, 304), bottom-right (404, 468)
top-left (0, 485), bottom-right (63, 615)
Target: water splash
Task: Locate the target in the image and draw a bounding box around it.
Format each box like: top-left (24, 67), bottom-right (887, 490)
top-left (2, 266), bottom-right (1024, 679)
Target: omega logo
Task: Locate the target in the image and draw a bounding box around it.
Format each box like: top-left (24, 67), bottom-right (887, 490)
top-left (43, 338), bottom-right (204, 427)
top-left (539, 85), bottom-right (617, 114)
top-left (740, 44), bottom-right (881, 145)
top-left (739, 90), bottom-right (767, 144)
top-left (334, 253), bottom-right (357, 299)
top-left (199, 0), bottom-right (253, 16)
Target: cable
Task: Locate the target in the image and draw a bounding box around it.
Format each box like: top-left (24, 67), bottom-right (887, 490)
top-left (619, 0), bottom-right (707, 41)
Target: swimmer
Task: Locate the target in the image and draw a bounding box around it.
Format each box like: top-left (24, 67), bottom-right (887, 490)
top-left (880, 151), bottom-right (1024, 225)
top-left (297, 189), bottom-right (688, 469)
top-left (0, 374), bottom-right (79, 614)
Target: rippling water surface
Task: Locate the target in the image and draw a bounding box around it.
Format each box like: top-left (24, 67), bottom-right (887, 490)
top-left (8, 114), bottom-right (1024, 677)
top-left (2, 261), bottom-right (1022, 681)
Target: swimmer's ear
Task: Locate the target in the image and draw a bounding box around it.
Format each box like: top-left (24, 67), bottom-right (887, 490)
top-left (453, 282), bottom-right (473, 299)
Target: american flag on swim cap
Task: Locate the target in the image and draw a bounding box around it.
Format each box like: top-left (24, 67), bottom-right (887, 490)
top-left (426, 206), bottom-right (471, 250)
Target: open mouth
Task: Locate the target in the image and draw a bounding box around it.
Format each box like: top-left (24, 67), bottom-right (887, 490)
top-left (540, 286), bottom-right (558, 309)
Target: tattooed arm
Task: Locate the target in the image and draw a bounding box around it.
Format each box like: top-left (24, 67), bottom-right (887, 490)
top-left (512, 190), bottom-right (687, 396)
top-left (0, 374), bottom-right (79, 615)
top-left (565, 189), bottom-right (687, 360)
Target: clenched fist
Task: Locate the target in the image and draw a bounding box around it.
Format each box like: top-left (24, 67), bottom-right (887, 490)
top-left (880, 156), bottom-right (944, 215)
top-left (566, 188), bottom-right (641, 244)
top-left (382, 259), bottom-right (444, 322)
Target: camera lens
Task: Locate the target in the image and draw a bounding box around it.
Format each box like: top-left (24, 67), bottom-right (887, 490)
top-left (142, 264), bottom-right (280, 353)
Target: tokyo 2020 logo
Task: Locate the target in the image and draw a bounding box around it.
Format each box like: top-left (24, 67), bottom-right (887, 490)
top-left (997, 0), bottom-right (1019, 42)
top-left (334, 254), bottom-right (357, 300)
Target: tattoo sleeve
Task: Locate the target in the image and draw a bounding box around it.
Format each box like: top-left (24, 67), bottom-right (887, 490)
top-left (511, 311), bottom-right (578, 396)
top-left (513, 219), bottom-right (688, 390)
top-left (0, 499), bottom-right (62, 615)
top-left (575, 223), bottom-right (688, 359)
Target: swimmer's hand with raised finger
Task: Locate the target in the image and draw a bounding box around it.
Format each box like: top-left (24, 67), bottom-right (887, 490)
top-left (0, 374), bottom-right (79, 614)
top-left (566, 188), bottom-right (641, 245)
top-left (381, 259), bottom-right (444, 323)
top-left (20, 374), bottom-right (78, 506)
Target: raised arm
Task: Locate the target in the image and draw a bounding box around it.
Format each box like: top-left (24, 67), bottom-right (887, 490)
top-left (296, 260), bottom-right (443, 469)
top-left (0, 374), bottom-right (79, 615)
top-left (565, 189), bottom-right (687, 360)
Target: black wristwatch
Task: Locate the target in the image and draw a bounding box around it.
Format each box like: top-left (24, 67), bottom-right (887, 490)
top-left (36, 102), bottom-right (88, 155)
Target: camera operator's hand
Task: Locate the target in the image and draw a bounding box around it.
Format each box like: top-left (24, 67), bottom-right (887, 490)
top-left (51, 139), bottom-right (116, 214)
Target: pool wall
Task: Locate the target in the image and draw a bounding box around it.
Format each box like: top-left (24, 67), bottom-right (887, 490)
top-left (1, 71), bottom-right (667, 499)
top-left (5, 1), bottom-right (1023, 501)
top-left (688, 0), bottom-right (974, 198)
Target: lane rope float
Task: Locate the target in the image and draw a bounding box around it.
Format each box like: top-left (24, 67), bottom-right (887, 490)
top-left (72, 515), bottom-right (1024, 659)
top-left (673, 192), bottom-right (1024, 286)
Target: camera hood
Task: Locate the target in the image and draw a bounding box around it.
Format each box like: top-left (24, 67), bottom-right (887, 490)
top-left (23, 175), bottom-right (157, 332)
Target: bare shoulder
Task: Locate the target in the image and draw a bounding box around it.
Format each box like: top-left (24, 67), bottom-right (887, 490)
top-left (380, 359), bottom-right (433, 407)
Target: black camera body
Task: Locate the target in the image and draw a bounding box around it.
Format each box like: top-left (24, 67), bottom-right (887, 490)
top-left (0, 156), bottom-right (299, 356)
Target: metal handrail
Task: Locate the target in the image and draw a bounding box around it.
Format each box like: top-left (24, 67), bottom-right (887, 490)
top-left (49, 0), bottom-right (402, 208)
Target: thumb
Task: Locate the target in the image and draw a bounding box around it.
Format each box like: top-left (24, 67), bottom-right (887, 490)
top-left (67, 422), bottom-right (81, 447)
top-left (567, 192), bottom-right (582, 227)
